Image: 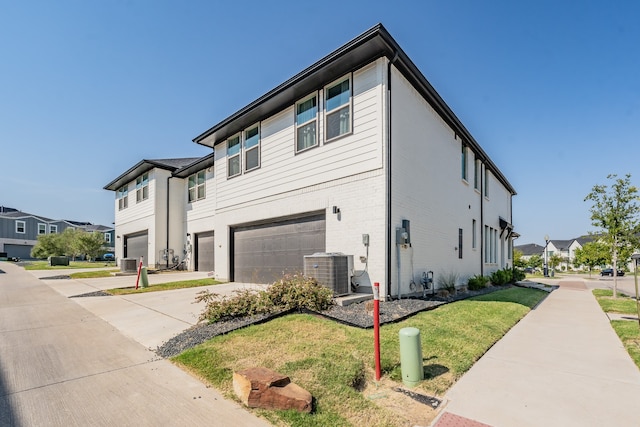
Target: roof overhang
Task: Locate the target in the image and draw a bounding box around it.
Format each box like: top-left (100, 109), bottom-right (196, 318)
top-left (103, 159), bottom-right (195, 191)
top-left (192, 23), bottom-right (516, 196)
top-left (173, 152), bottom-right (216, 178)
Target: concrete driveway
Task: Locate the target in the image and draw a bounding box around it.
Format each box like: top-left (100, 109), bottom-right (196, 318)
top-left (0, 262), bottom-right (270, 426)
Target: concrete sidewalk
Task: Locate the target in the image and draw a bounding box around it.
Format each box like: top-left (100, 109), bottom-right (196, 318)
top-left (0, 262), bottom-right (270, 426)
top-left (433, 279), bottom-right (640, 427)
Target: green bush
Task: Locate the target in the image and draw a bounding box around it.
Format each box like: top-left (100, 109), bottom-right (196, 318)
top-left (512, 268), bottom-right (526, 282)
top-left (467, 274), bottom-right (489, 291)
top-left (489, 268), bottom-right (513, 286)
top-left (437, 271), bottom-right (459, 294)
top-left (196, 274), bottom-right (334, 323)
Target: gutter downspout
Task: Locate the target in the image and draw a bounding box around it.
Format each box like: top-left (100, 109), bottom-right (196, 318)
top-left (167, 176), bottom-right (173, 269)
top-left (386, 53), bottom-right (398, 300)
top-left (480, 163), bottom-right (484, 277)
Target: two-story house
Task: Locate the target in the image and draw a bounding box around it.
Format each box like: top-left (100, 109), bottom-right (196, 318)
top-left (106, 24), bottom-right (517, 299)
top-left (0, 206), bottom-right (115, 259)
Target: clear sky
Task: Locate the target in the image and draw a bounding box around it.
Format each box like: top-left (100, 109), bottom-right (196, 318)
top-left (1, 0), bottom-right (638, 245)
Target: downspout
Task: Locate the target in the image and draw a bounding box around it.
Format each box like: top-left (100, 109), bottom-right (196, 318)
top-left (386, 53), bottom-right (398, 300)
top-left (480, 163), bottom-right (484, 277)
top-left (167, 176), bottom-right (173, 269)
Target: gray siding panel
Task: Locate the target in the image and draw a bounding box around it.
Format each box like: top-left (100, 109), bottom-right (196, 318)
top-left (124, 231), bottom-right (148, 265)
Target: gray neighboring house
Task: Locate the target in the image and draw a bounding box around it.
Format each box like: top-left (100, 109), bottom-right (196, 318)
top-left (515, 243), bottom-right (544, 261)
top-left (0, 206), bottom-right (115, 260)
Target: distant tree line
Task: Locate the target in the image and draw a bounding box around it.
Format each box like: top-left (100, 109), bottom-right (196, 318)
top-left (31, 228), bottom-right (107, 261)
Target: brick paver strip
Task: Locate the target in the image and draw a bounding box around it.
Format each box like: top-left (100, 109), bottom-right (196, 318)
top-left (557, 280), bottom-right (587, 290)
top-left (433, 412), bottom-right (492, 427)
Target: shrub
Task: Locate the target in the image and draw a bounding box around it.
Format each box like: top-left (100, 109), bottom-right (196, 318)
top-left (196, 274), bottom-right (334, 323)
top-left (437, 271), bottom-right (459, 294)
top-left (467, 274), bottom-right (489, 291)
top-left (489, 268), bottom-right (512, 286)
top-left (512, 267), bottom-right (526, 282)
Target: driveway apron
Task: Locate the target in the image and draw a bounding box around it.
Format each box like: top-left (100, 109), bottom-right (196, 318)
top-left (0, 263), bottom-right (270, 427)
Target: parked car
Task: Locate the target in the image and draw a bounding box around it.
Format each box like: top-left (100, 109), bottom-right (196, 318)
top-left (600, 268), bottom-right (624, 277)
top-left (103, 253), bottom-right (115, 261)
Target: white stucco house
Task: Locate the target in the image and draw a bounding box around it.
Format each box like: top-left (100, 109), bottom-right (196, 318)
top-left (105, 24), bottom-right (517, 300)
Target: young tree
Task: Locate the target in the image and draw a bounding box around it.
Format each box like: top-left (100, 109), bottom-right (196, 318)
top-left (513, 249), bottom-right (525, 268)
top-left (528, 254), bottom-right (544, 270)
top-left (549, 253), bottom-right (563, 273)
top-left (76, 231), bottom-right (107, 261)
top-left (585, 174), bottom-right (640, 297)
top-left (573, 241), bottom-right (610, 277)
top-left (31, 233), bottom-right (65, 258)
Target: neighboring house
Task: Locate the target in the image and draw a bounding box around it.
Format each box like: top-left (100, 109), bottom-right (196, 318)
top-left (515, 243), bottom-right (544, 262)
top-left (105, 24), bottom-right (518, 299)
top-left (103, 158), bottom-right (202, 267)
top-left (0, 206), bottom-right (114, 259)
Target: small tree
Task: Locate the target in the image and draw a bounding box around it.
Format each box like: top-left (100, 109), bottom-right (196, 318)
top-left (31, 233), bottom-right (65, 258)
top-left (513, 249), bottom-right (525, 268)
top-left (76, 231), bottom-right (106, 261)
top-left (527, 254), bottom-right (543, 271)
top-left (585, 174), bottom-right (640, 297)
top-left (574, 241), bottom-right (610, 277)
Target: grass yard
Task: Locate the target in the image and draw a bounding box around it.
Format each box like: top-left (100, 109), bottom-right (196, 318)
top-left (23, 261), bottom-right (116, 270)
top-left (69, 270), bottom-right (119, 279)
top-left (173, 287), bottom-right (546, 427)
top-left (592, 289), bottom-right (640, 370)
top-left (106, 278), bottom-right (222, 295)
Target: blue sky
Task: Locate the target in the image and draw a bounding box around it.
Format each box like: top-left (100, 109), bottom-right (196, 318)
top-left (1, 0), bottom-right (638, 245)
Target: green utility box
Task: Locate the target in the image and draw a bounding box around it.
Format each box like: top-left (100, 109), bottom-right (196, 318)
top-left (399, 327), bottom-right (424, 387)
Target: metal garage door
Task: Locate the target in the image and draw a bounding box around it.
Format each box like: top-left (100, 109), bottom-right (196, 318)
top-left (124, 231), bottom-right (148, 265)
top-left (195, 231), bottom-right (215, 272)
top-left (4, 244), bottom-right (33, 260)
top-left (232, 213), bottom-right (326, 284)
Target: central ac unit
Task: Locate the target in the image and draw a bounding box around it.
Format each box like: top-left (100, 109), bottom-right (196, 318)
top-left (304, 253), bottom-right (352, 296)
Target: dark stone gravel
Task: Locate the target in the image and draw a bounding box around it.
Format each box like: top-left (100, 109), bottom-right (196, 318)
top-left (41, 275), bottom-right (71, 280)
top-left (70, 290), bottom-right (112, 298)
top-left (155, 285), bottom-right (510, 359)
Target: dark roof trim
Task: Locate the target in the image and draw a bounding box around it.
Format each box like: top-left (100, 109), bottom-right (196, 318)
top-left (103, 158), bottom-right (200, 191)
top-left (192, 23), bottom-right (515, 195)
top-left (173, 152), bottom-right (216, 178)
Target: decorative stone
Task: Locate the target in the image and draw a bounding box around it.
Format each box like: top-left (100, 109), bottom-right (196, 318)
top-left (233, 367), bottom-right (312, 413)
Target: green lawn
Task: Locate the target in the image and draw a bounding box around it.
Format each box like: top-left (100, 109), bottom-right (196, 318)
top-left (593, 289), bottom-right (637, 315)
top-left (106, 278), bottom-right (222, 295)
top-left (173, 287), bottom-right (547, 427)
top-left (70, 270), bottom-right (119, 279)
top-left (23, 261), bottom-right (116, 270)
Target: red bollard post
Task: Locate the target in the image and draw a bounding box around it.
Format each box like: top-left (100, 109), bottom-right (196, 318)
top-left (373, 282), bottom-right (381, 381)
top-left (135, 256), bottom-right (144, 290)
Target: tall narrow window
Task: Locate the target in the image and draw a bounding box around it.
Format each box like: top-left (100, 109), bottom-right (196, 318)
top-left (244, 125), bottom-right (260, 171)
top-left (461, 145), bottom-right (467, 181)
top-left (16, 220), bottom-right (25, 234)
top-left (474, 159), bottom-right (481, 190)
top-left (188, 171), bottom-right (206, 202)
top-left (325, 76), bottom-right (351, 141)
top-left (458, 228), bottom-right (463, 259)
top-left (227, 135), bottom-right (241, 177)
top-left (38, 223), bottom-right (46, 235)
top-left (484, 225), bottom-right (489, 263)
top-left (136, 173), bottom-right (149, 202)
top-left (484, 169), bottom-right (490, 197)
top-left (296, 94), bottom-right (317, 152)
top-left (104, 233), bottom-right (111, 243)
top-left (117, 185), bottom-right (128, 210)
top-left (472, 219), bottom-right (477, 249)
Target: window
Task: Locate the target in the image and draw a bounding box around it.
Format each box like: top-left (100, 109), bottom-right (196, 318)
top-left (16, 220), bottom-right (25, 234)
top-left (484, 169), bottom-right (490, 197)
top-left (472, 219), bottom-right (477, 249)
top-left (458, 228), bottom-right (463, 259)
top-left (295, 94), bottom-right (318, 152)
top-left (50, 224), bottom-right (58, 234)
top-left (117, 185), bottom-right (128, 210)
top-left (104, 233), bottom-right (111, 243)
top-left (461, 145), bottom-right (467, 181)
top-left (227, 135), bottom-right (241, 177)
top-left (325, 76), bottom-right (351, 141)
top-left (474, 159), bottom-right (481, 190)
top-left (38, 223), bottom-right (46, 235)
top-left (188, 171), bottom-right (206, 202)
top-left (136, 173), bottom-right (149, 202)
top-left (244, 125), bottom-right (260, 171)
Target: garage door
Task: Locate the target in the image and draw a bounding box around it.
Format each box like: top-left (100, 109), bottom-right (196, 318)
top-left (124, 231), bottom-right (148, 265)
top-left (4, 244), bottom-right (33, 260)
top-left (232, 213), bottom-right (325, 284)
top-left (195, 231), bottom-right (215, 272)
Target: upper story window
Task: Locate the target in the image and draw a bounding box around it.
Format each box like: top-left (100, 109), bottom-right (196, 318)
top-left (16, 220), bottom-right (25, 234)
top-left (136, 173), bottom-right (149, 202)
top-left (295, 94), bottom-right (318, 153)
top-left (117, 185), bottom-right (128, 210)
top-left (104, 233), bottom-right (111, 243)
top-left (188, 171), bottom-right (206, 202)
top-left (50, 224), bottom-right (58, 234)
top-left (325, 76), bottom-right (351, 141)
top-left (474, 159), bottom-right (481, 190)
top-left (244, 125), bottom-right (260, 172)
top-left (227, 135), bottom-right (241, 178)
top-left (461, 145), bottom-right (468, 181)
top-left (38, 223), bottom-right (46, 235)
top-left (484, 169), bottom-right (490, 197)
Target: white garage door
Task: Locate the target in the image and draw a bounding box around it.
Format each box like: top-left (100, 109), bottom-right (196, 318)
top-left (124, 231), bottom-right (148, 265)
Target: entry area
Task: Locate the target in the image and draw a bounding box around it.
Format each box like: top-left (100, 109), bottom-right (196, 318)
top-left (194, 231), bottom-right (215, 272)
top-left (231, 213), bottom-right (326, 284)
top-left (123, 231), bottom-right (148, 265)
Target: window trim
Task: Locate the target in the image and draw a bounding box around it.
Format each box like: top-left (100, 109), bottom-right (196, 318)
top-left (243, 124), bottom-right (261, 172)
top-left (295, 92), bottom-right (319, 154)
top-left (104, 233), bottom-right (111, 243)
top-left (50, 224), bottom-right (58, 234)
top-left (117, 185), bottom-right (128, 210)
top-left (474, 159), bottom-right (481, 191)
top-left (324, 75), bottom-right (352, 143)
top-left (16, 220), bottom-right (25, 234)
top-left (472, 219), bottom-right (477, 250)
top-left (461, 144), bottom-right (468, 182)
top-left (227, 133), bottom-right (242, 178)
top-left (38, 223), bottom-right (47, 235)
top-left (458, 228), bottom-right (463, 259)
top-left (188, 170), bottom-right (206, 203)
top-left (484, 169), bottom-right (490, 198)
top-left (136, 173), bottom-right (149, 203)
